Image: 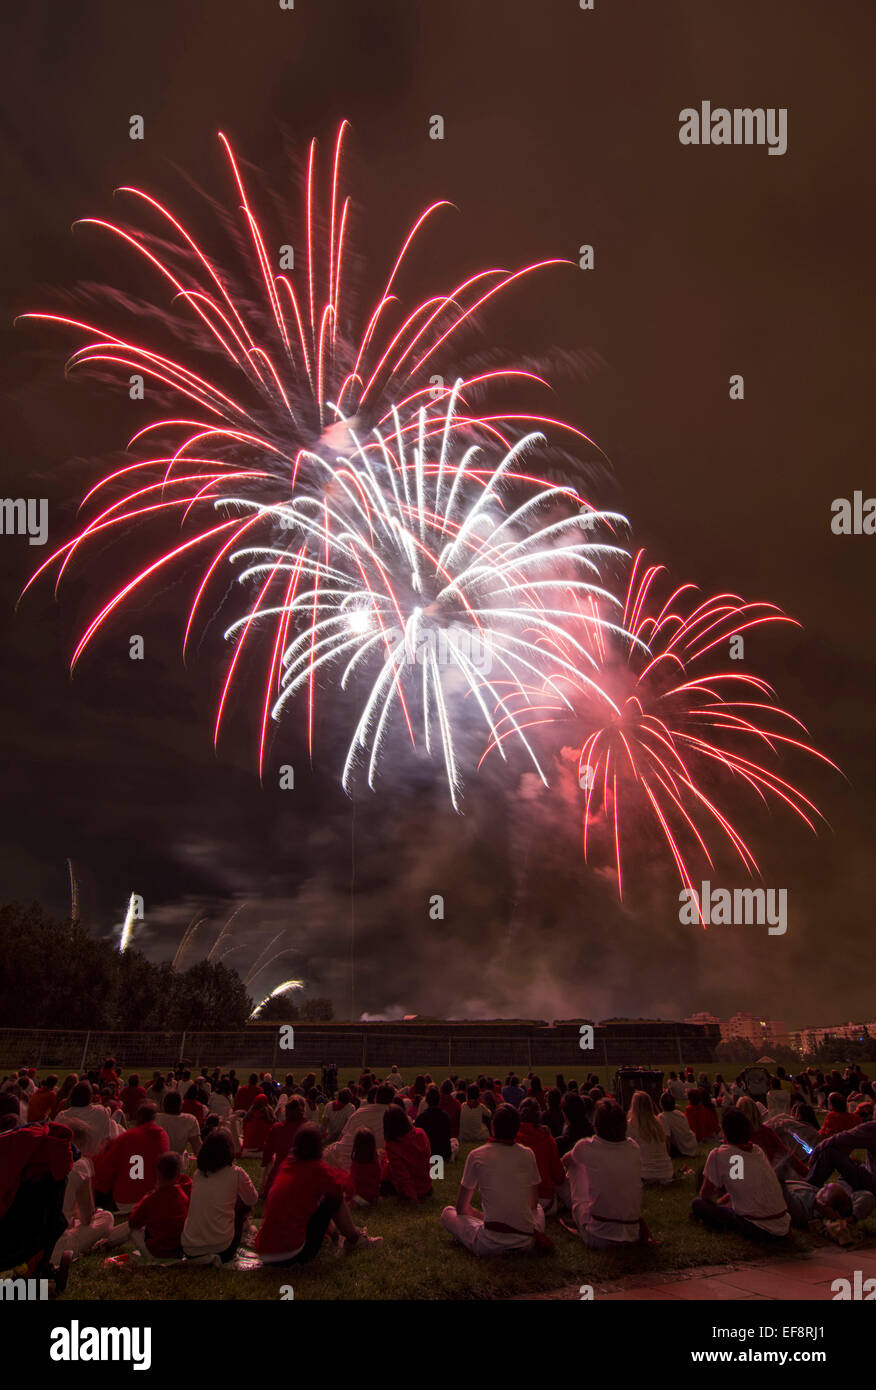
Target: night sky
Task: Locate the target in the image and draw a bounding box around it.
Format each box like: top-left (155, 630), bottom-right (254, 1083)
top-left (1, 1), bottom-right (874, 1027)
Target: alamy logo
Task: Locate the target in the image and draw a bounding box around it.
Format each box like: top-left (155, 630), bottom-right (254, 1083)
top-left (0, 497), bottom-right (48, 545)
top-left (678, 102), bottom-right (787, 156)
top-left (50, 1321), bottom-right (152, 1370)
top-left (831, 1272), bottom-right (876, 1300)
top-left (678, 881), bottom-right (787, 935)
top-left (0, 1276), bottom-right (49, 1300)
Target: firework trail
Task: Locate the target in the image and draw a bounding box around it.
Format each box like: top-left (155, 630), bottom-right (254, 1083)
top-left (484, 551), bottom-right (839, 909)
top-left (171, 913), bottom-right (210, 971)
top-left (249, 979), bottom-right (304, 1021)
top-left (118, 892), bottom-right (139, 953)
top-left (20, 123), bottom-right (599, 779)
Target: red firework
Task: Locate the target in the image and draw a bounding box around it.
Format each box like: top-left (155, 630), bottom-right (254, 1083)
top-left (483, 550), bottom-right (839, 907)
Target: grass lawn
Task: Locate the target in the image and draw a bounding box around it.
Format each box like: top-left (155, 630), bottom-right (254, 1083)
top-left (62, 1137), bottom-right (875, 1302)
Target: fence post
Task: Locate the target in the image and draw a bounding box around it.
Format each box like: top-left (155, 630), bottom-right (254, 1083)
top-left (448, 1036), bottom-right (452, 1074)
top-left (178, 1031), bottom-right (186, 1064)
top-left (272, 1031), bottom-right (278, 1071)
top-left (79, 1031), bottom-right (90, 1074)
top-left (676, 1034), bottom-right (684, 1067)
top-left (362, 1033), bottom-right (367, 1071)
top-left (527, 1037), bottom-right (532, 1071)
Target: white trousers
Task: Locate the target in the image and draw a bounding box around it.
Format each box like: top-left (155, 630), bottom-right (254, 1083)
top-left (441, 1203), bottom-right (544, 1255)
top-left (51, 1208), bottom-right (114, 1263)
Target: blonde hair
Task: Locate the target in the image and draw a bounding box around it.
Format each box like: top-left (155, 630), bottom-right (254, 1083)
top-left (627, 1090), bottom-right (664, 1145)
top-left (737, 1096), bottom-right (762, 1131)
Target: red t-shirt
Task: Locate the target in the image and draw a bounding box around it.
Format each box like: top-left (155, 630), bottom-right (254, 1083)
top-left (439, 1094), bottom-right (462, 1139)
top-left (93, 1121), bottom-right (169, 1205)
top-left (517, 1122), bottom-right (565, 1199)
top-left (350, 1152), bottom-right (388, 1203)
top-left (119, 1085), bottom-right (147, 1119)
top-left (818, 1111), bottom-right (859, 1139)
top-left (243, 1108), bottom-right (273, 1152)
top-left (129, 1175), bottom-right (192, 1256)
top-left (262, 1120), bottom-right (303, 1172)
top-left (27, 1089), bottom-right (57, 1124)
top-left (255, 1158), bottom-right (351, 1257)
top-left (385, 1127), bottom-right (432, 1199)
top-left (181, 1099), bottom-right (207, 1126)
top-left (685, 1103), bottom-right (720, 1141)
top-left (235, 1085), bottom-right (260, 1113)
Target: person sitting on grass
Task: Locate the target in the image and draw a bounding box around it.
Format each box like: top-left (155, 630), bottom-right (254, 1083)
top-left (241, 1095), bottom-right (275, 1157)
top-left (383, 1105), bottom-right (433, 1200)
top-left (736, 1097), bottom-right (807, 1179)
top-left (349, 1128), bottom-right (388, 1206)
top-left (766, 1076), bottom-right (791, 1116)
top-left (441, 1103), bottom-right (549, 1256)
top-left (806, 1113), bottom-right (876, 1199)
top-left (657, 1090), bottom-right (698, 1157)
top-left (541, 1087), bottom-right (565, 1138)
top-left (561, 1098), bottom-right (646, 1247)
top-left (818, 1092), bottom-right (859, 1139)
top-left (181, 1129), bottom-right (258, 1264)
top-left (181, 1085), bottom-right (208, 1128)
top-left (627, 1090), bottom-right (674, 1184)
top-left (458, 1084), bottom-right (491, 1144)
top-left (691, 1106), bottom-right (791, 1241)
top-left (501, 1074), bottom-right (525, 1108)
top-left (517, 1097), bottom-right (565, 1213)
top-left (321, 1088), bottom-right (355, 1144)
top-left (415, 1085), bottom-right (456, 1164)
top-left (49, 1118), bottom-right (114, 1263)
top-left (439, 1078), bottom-right (462, 1138)
top-left (57, 1081), bottom-right (113, 1155)
top-left (323, 1084), bottom-right (394, 1171)
top-left (207, 1080), bottom-right (233, 1121)
top-left (155, 1089), bottom-right (201, 1157)
top-left (684, 1087), bottom-right (720, 1142)
top-left (92, 1104), bottom-right (169, 1214)
top-left (556, 1092), bottom-right (594, 1157)
top-left (118, 1075), bottom-right (148, 1123)
top-left (27, 1076), bottom-right (59, 1125)
top-left (126, 1151), bottom-right (192, 1261)
top-left (261, 1097), bottom-right (306, 1198)
top-left (0, 1117), bottom-right (75, 1295)
top-left (255, 1123), bottom-right (383, 1264)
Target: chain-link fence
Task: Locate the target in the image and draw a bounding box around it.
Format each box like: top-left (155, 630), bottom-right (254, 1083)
top-left (0, 1025), bottom-right (719, 1074)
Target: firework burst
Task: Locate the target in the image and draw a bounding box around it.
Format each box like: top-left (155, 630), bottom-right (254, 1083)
top-left (484, 551), bottom-right (838, 906)
top-left (20, 124), bottom-right (603, 782)
top-left (227, 387), bottom-right (631, 808)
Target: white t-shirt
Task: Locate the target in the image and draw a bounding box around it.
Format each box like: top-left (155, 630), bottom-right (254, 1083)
top-left (58, 1104), bottom-right (112, 1155)
top-left (324, 1104), bottom-right (388, 1170)
top-left (658, 1109), bottom-right (698, 1156)
top-left (182, 1165), bottom-right (258, 1256)
top-left (668, 1078), bottom-right (687, 1104)
top-left (156, 1111), bottom-right (201, 1154)
top-left (703, 1143), bottom-right (790, 1235)
top-left (322, 1102), bottom-right (355, 1142)
top-left (459, 1102), bottom-right (491, 1144)
top-left (461, 1141), bottom-right (540, 1232)
top-left (565, 1136), bottom-right (642, 1243)
top-left (208, 1094), bottom-right (232, 1119)
top-left (766, 1089), bottom-right (790, 1116)
top-left (386, 1073), bottom-right (405, 1090)
top-left (628, 1119), bottom-right (674, 1182)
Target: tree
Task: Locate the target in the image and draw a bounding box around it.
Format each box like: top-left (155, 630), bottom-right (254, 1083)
top-left (300, 997), bottom-right (334, 1022)
top-left (166, 960), bottom-right (252, 1031)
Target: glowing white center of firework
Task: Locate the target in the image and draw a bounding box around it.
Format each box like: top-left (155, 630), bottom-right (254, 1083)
top-left (347, 609), bottom-right (372, 635)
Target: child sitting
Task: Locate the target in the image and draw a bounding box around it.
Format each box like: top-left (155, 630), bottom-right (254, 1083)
top-left (128, 1152), bottom-right (192, 1261)
top-left (349, 1128), bottom-right (388, 1206)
